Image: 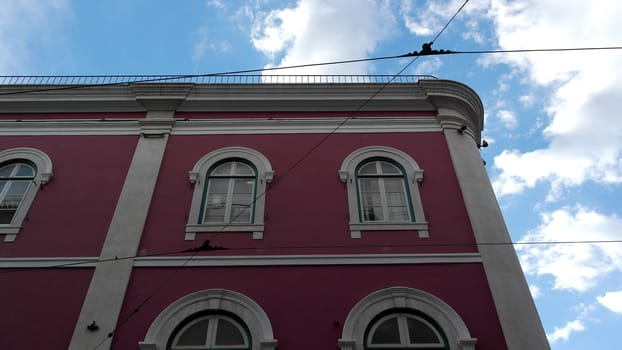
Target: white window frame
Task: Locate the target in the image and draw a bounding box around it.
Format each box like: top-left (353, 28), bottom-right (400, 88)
top-left (138, 289), bottom-right (278, 350)
top-left (339, 146), bottom-right (428, 239)
top-left (0, 147), bottom-right (53, 242)
top-left (186, 147), bottom-right (274, 240)
top-left (338, 287), bottom-right (477, 350)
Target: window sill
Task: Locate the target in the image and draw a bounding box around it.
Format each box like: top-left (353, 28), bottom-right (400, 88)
top-left (349, 222), bottom-right (429, 239)
top-left (185, 223), bottom-right (265, 240)
top-left (0, 226), bottom-right (20, 242)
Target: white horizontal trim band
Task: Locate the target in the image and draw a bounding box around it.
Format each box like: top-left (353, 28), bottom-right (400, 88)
top-left (0, 253), bottom-right (481, 269)
top-left (0, 117), bottom-right (441, 136)
top-left (133, 253), bottom-right (482, 267)
top-left (0, 257), bottom-right (98, 268)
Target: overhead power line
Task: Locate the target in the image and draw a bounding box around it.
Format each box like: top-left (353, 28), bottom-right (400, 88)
top-left (1, 46), bottom-right (622, 96)
top-left (1, 239), bottom-right (622, 275)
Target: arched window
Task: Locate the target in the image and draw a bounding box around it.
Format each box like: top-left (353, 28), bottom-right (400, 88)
top-left (357, 159), bottom-right (412, 223)
top-left (365, 312), bottom-right (447, 349)
top-left (169, 313), bottom-right (250, 350)
top-left (339, 287), bottom-right (476, 350)
top-left (0, 148), bottom-right (53, 242)
top-left (203, 160), bottom-right (257, 224)
top-left (0, 162), bottom-right (36, 225)
top-left (186, 147), bottom-right (274, 240)
top-left (339, 146), bottom-right (428, 239)
top-left (139, 289), bottom-right (278, 350)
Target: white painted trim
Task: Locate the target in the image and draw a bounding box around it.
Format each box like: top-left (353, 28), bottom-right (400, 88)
top-left (339, 287), bottom-right (476, 350)
top-left (133, 253), bottom-right (481, 267)
top-left (139, 289), bottom-right (278, 350)
top-left (0, 120), bottom-right (140, 136)
top-left (187, 147), bottom-right (274, 240)
top-left (173, 117), bottom-right (441, 135)
top-left (69, 122), bottom-right (171, 350)
top-left (443, 128), bottom-right (550, 349)
top-left (0, 147), bottom-right (54, 241)
top-left (339, 146), bottom-right (429, 238)
top-left (0, 117), bottom-right (441, 136)
top-left (0, 253), bottom-right (481, 269)
top-left (0, 257), bottom-right (98, 268)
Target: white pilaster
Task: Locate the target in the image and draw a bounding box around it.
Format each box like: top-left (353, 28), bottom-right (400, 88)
top-left (68, 112), bottom-right (173, 350)
top-left (441, 114), bottom-right (550, 350)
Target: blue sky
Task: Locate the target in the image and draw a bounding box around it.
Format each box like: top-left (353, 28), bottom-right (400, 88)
top-left (1, 1), bottom-right (621, 348)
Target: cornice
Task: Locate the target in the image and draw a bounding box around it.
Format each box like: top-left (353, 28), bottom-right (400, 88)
top-left (0, 80), bottom-right (485, 135)
top-left (419, 79), bottom-right (484, 140)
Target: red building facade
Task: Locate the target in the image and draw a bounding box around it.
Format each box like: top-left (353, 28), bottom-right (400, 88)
top-left (0, 77), bottom-right (549, 350)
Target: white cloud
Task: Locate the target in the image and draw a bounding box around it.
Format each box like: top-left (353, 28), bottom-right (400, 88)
top-left (0, 0), bottom-right (70, 74)
top-left (479, 0), bottom-right (622, 197)
top-left (192, 26), bottom-right (210, 64)
top-left (250, 0), bottom-right (396, 75)
top-left (207, 0), bottom-right (225, 9)
top-left (597, 290), bottom-right (622, 314)
top-left (497, 109), bottom-right (517, 129)
top-left (529, 284), bottom-right (541, 299)
top-left (547, 319), bottom-right (585, 343)
top-left (518, 207), bottom-right (622, 292)
top-left (412, 56), bottom-right (443, 75)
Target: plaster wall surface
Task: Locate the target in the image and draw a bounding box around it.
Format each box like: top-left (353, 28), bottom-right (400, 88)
top-left (114, 264), bottom-right (506, 350)
top-left (0, 135), bottom-right (137, 257)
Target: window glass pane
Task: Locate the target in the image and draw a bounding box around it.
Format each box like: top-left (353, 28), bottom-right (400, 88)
top-left (214, 318), bottom-right (246, 346)
top-left (1, 181), bottom-right (31, 209)
top-left (0, 165), bottom-right (16, 177)
top-left (360, 178), bottom-right (383, 221)
top-left (384, 178), bottom-right (409, 221)
top-left (407, 317), bottom-right (441, 344)
top-left (204, 179), bottom-right (228, 223)
top-left (0, 209), bottom-right (16, 224)
top-left (15, 164), bottom-right (35, 177)
top-left (358, 161), bottom-right (379, 175)
top-left (0, 180), bottom-right (6, 192)
top-left (212, 162), bottom-right (234, 176)
top-left (371, 317), bottom-right (401, 344)
top-left (175, 319), bottom-right (209, 346)
top-left (7, 180), bottom-right (30, 196)
top-left (231, 179), bottom-right (254, 223)
top-left (379, 161), bottom-right (401, 175)
top-left (233, 162), bottom-right (254, 176)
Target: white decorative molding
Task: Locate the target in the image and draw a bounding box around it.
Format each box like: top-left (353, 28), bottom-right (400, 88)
top-left (0, 147), bottom-right (54, 241)
top-left (173, 117), bottom-right (441, 135)
top-left (0, 120), bottom-right (140, 136)
top-left (339, 146), bottom-right (429, 238)
top-left (0, 253), bottom-right (482, 269)
top-left (0, 257), bottom-right (98, 268)
top-left (139, 118), bottom-right (175, 137)
top-left (139, 289), bottom-right (278, 350)
top-left (186, 147), bottom-right (274, 240)
top-left (339, 286), bottom-right (477, 350)
top-left (133, 253), bottom-right (481, 267)
top-left (0, 117), bottom-right (442, 136)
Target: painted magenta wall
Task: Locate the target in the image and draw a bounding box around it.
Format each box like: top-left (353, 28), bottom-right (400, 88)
top-left (0, 269), bottom-right (93, 350)
top-left (139, 131), bottom-right (477, 256)
top-left (0, 136), bottom-right (137, 257)
top-left (112, 264), bottom-right (506, 350)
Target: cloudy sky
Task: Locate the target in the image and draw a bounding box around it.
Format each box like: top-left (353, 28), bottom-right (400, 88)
top-left (1, 1), bottom-right (621, 348)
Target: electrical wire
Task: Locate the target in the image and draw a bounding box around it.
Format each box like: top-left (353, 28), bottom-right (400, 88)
top-left (1, 239), bottom-right (622, 275)
top-left (84, 3), bottom-right (476, 347)
top-left (1, 46), bottom-right (622, 96)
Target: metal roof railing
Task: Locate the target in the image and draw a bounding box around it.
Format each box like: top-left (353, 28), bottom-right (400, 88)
top-left (0, 74), bottom-right (437, 86)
